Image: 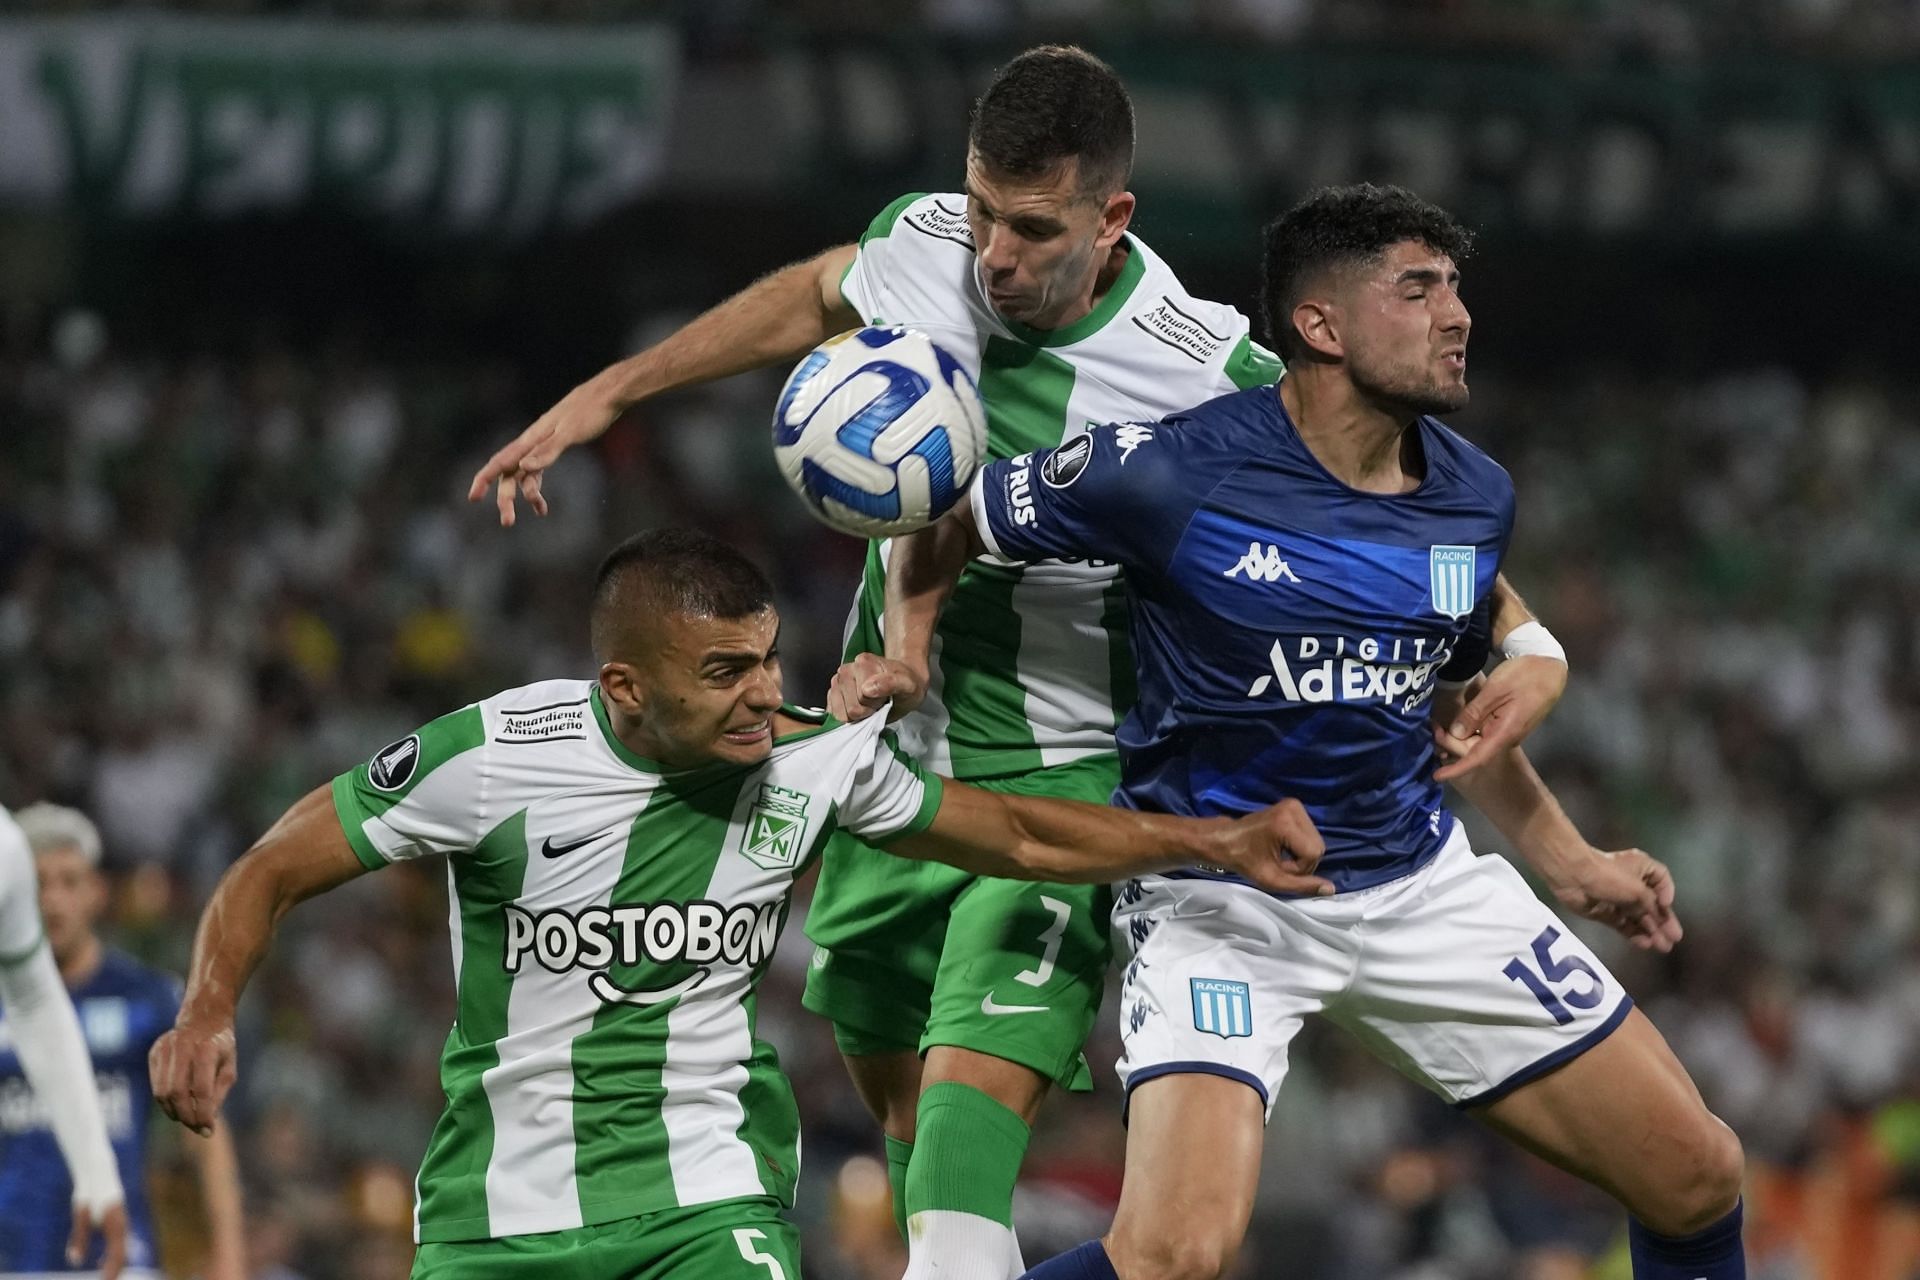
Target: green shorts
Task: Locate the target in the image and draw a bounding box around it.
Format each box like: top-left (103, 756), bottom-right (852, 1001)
top-left (411, 1197), bottom-right (801, 1280)
top-left (802, 753), bottom-right (1120, 1092)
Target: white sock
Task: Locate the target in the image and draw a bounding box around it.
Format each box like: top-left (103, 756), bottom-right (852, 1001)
top-left (903, 1209), bottom-right (1024, 1280)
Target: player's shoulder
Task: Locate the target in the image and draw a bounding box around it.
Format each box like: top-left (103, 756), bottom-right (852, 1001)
top-left (859, 192), bottom-right (973, 253)
top-left (1113, 233), bottom-right (1259, 367)
top-left (1420, 417), bottom-right (1515, 510)
top-left (479, 678), bottom-right (597, 744)
top-left (0, 808), bottom-right (28, 877)
top-left (770, 704), bottom-right (881, 755)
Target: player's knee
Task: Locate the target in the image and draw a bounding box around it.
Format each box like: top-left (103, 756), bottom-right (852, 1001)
top-left (1643, 1117), bottom-right (1745, 1236)
top-left (1106, 1226), bottom-right (1242, 1280)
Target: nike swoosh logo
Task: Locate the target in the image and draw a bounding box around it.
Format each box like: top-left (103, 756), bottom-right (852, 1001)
top-left (541, 834), bottom-right (596, 859)
top-left (980, 994), bottom-right (1049, 1017)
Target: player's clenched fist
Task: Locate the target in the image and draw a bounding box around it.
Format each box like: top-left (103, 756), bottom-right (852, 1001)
top-left (1210, 799), bottom-right (1334, 897)
top-left (150, 1021), bottom-right (237, 1139)
top-left (826, 653), bottom-right (927, 725)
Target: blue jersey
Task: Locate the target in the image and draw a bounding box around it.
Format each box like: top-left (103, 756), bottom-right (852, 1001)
top-left (0, 949), bottom-right (179, 1271)
top-left (972, 383), bottom-right (1513, 892)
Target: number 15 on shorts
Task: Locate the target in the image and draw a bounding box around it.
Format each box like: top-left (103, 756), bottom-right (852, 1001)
top-left (1503, 926), bottom-right (1605, 1026)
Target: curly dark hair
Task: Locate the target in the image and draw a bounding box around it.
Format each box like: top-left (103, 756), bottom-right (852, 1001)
top-left (1260, 184), bottom-right (1475, 362)
top-left (968, 45), bottom-right (1134, 198)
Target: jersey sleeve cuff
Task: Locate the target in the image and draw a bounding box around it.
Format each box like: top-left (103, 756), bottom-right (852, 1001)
top-left (894, 772), bottom-right (945, 840)
top-left (968, 471), bottom-right (1006, 559)
top-left (0, 930), bottom-right (45, 967)
top-left (330, 774), bottom-right (392, 870)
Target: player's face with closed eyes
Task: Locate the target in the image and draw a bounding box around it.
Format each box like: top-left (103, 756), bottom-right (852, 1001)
top-left (1342, 239), bottom-right (1472, 415)
top-left (602, 607), bottom-right (785, 769)
top-left (965, 150), bottom-right (1128, 330)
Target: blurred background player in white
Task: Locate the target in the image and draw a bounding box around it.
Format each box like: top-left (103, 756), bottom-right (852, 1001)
top-left (0, 806), bottom-right (246, 1280)
top-left (0, 806), bottom-right (126, 1279)
top-left (469, 46), bottom-right (1568, 1280)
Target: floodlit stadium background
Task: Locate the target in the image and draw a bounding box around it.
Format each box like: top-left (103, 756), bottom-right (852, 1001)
top-left (3, 5), bottom-right (1918, 1277)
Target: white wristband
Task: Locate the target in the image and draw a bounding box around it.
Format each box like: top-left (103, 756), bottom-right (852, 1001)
top-left (1500, 620), bottom-right (1566, 664)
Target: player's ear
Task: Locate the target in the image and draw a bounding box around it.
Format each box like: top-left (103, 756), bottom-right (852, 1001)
top-left (1291, 298), bottom-right (1342, 361)
top-left (1096, 191), bottom-right (1135, 249)
top-left (598, 662), bottom-right (647, 718)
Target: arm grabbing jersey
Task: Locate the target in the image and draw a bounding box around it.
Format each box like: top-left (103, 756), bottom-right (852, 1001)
top-left (969, 385), bottom-right (1516, 894)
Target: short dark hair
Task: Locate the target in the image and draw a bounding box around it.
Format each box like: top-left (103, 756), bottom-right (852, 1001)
top-left (1260, 184), bottom-right (1476, 361)
top-left (590, 528), bottom-right (775, 661)
top-left (968, 45), bottom-right (1134, 198)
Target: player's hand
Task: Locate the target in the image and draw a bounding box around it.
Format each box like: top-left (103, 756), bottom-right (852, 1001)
top-left (150, 1019), bottom-right (238, 1138)
top-left (1213, 800), bottom-right (1333, 897)
top-left (67, 1199), bottom-right (126, 1279)
top-left (1550, 847), bottom-right (1683, 953)
top-left (827, 654), bottom-right (927, 725)
top-left (468, 373), bottom-right (624, 526)
top-left (1431, 655), bottom-right (1567, 782)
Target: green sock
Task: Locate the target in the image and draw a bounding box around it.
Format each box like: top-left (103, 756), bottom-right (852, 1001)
top-left (885, 1134), bottom-right (913, 1241)
top-left (904, 1081), bottom-right (1032, 1229)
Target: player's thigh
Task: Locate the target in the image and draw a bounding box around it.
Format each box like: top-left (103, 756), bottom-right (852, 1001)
top-left (633, 1200), bottom-right (804, 1280)
top-left (922, 873), bottom-right (1110, 1091)
top-left (1113, 874), bottom-right (1351, 1117)
top-left (920, 756), bottom-right (1123, 1092)
top-left (802, 827), bottom-right (954, 1046)
top-left (1328, 831), bottom-right (1635, 1109)
top-left (842, 1047), bottom-right (925, 1140)
top-left (1472, 1006), bottom-right (1744, 1234)
top-left (411, 1202), bottom-right (802, 1280)
top-left (1105, 1073), bottom-right (1266, 1280)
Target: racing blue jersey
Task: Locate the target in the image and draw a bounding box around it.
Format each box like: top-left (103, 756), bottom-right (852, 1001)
top-left (0, 949), bottom-right (179, 1271)
top-left (971, 382), bottom-right (1513, 892)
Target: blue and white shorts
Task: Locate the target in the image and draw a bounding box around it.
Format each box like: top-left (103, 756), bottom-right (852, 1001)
top-left (1113, 823), bottom-right (1633, 1115)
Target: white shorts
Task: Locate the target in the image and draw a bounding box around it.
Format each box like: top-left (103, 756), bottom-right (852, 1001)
top-left (1114, 824), bottom-right (1633, 1114)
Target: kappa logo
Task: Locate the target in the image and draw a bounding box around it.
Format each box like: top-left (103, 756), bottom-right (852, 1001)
top-left (742, 784), bottom-right (811, 871)
top-left (1114, 424), bottom-right (1154, 464)
top-left (1224, 542), bottom-right (1300, 584)
top-left (368, 735), bottom-right (421, 792)
top-left (1042, 434), bottom-right (1093, 489)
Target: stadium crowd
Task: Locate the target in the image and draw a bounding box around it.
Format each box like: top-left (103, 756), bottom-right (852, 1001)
top-left (1, 304), bottom-right (1917, 1280)
top-left (8, 0), bottom-right (1920, 58)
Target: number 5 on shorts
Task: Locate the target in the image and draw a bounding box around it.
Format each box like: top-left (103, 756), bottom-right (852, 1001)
top-left (733, 1228), bottom-right (788, 1279)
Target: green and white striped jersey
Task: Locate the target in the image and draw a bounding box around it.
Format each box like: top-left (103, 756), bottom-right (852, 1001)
top-left (839, 192), bottom-right (1284, 779)
top-left (329, 679), bottom-right (941, 1244)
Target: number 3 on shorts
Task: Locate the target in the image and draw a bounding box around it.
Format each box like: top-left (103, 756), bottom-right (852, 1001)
top-left (1014, 895), bottom-right (1072, 988)
top-left (733, 1228), bottom-right (788, 1280)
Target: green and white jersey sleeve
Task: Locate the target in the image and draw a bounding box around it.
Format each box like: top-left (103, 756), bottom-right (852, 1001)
top-left (328, 680), bottom-right (940, 1246)
top-left (839, 193), bottom-right (1284, 779)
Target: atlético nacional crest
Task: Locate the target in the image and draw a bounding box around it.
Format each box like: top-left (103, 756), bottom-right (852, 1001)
top-left (741, 784), bottom-right (811, 872)
top-left (1428, 545), bottom-right (1477, 620)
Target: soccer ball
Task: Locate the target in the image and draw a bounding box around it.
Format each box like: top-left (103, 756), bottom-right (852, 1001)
top-left (772, 326), bottom-right (988, 539)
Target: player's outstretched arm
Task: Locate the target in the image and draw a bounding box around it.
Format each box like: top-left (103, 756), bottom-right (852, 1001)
top-left (1432, 574), bottom-right (1569, 781)
top-left (886, 784), bottom-right (1333, 896)
top-left (471, 244), bottom-right (861, 525)
top-left (830, 503), bottom-right (988, 723)
top-left (1433, 685), bottom-right (1681, 953)
top-left (152, 785), bottom-right (370, 1136)
top-left (0, 816), bottom-right (127, 1277)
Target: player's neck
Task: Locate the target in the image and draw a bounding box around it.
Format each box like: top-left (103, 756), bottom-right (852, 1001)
top-left (1028, 240), bottom-right (1130, 333)
top-left (56, 934), bottom-right (103, 989)
top-left (1280, 372), bottom-right (1421, 495)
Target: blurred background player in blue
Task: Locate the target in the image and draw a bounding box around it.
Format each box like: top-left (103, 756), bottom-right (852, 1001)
top-left (0, 806), bottom-right (245, 1280)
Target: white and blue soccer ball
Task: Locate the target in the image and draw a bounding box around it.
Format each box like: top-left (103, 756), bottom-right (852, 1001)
top-left (772, 326), bottom-right (988, 539)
